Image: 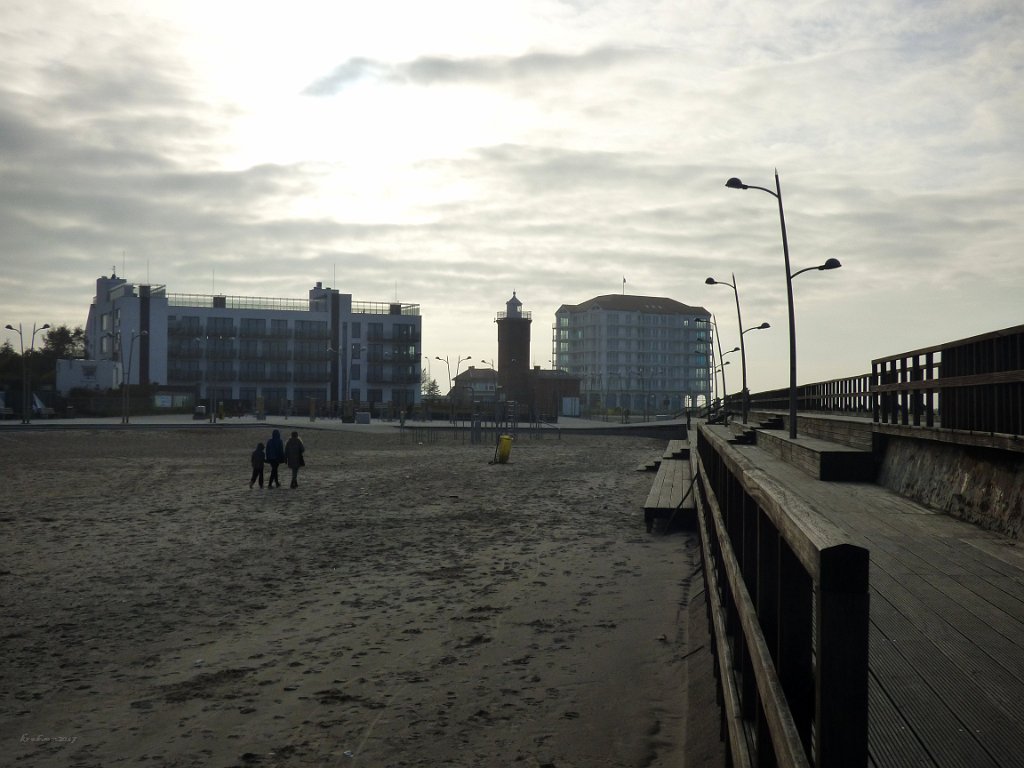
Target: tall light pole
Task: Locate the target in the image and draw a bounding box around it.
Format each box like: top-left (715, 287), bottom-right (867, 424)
top-left (436, 355), bottom-right (471, 422)
top-left (705, 274), bottom-right (772, 425)
top-left (727, 172), bottom-right (841, 438)
top-left (740, 322), bottom-right (771, 418)
top-left (706, 273), bottom-right (749, 422)
top-left (5, 322), bottom-right (50, 423)
top-left (195, 336), bottom-right (213, 423)
top-left (719, 347), bottom-right (739, 410)
top-left (122, 330), bottom-right (148, 424)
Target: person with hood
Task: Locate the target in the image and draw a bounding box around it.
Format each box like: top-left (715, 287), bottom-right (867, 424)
top-left (284, 430), bottom-right (305, 488)
top-left (265, 429), bottom-right (285, 489)
top-left (249, 442), bottom-right (265, 489)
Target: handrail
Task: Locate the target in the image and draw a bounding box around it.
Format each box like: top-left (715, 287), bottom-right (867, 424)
top-left (694, 424), bottom-right (869, 767)
top-left (739, 323), bottom-right (1024, 444)
top-left (871, 323), bottom-right (1024, 436)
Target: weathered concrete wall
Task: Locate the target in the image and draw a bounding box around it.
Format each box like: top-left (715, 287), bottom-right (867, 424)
top-left (877, 436), bottom-right (1024, 539)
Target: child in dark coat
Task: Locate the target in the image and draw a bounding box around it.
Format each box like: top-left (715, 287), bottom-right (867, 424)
top-left (249, 442), bottom-right (266, 488)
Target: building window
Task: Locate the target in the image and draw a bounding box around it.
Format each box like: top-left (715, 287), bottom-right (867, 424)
top-left (394, 323), bottom-right (417, 341)
top-left (208, 316), bottom-right (234, 335)
top-left (240, 318), bottom-right (266, 336)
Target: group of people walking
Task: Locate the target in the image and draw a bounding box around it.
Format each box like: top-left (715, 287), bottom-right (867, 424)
top-left (249, 429), bottom-right (304, 489)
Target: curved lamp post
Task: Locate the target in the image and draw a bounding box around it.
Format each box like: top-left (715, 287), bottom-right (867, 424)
top-left (706, 274), bottom-right (771, 424)
top-left (719, 346), bottom-right (739, 412)
top-left (5, 322), bottom-right (50, 423)
top-left (436, 355), bottom-right (471, 422)
top-left (726, 172), bottom-right (841, 438)
top-left (122, 330), bottom-right (148, 424)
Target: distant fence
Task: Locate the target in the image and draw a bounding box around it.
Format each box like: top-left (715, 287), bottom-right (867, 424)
top-left (742, 324), bottom-right (1024, 442)
top-left (872, 324), bottom-right (1024, 436)
top-left (744, 374), bottom-right (873, 416)
top-left (693, 424), bottom-right (869, 768)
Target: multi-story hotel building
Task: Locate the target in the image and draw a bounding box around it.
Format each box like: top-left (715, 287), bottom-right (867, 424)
top-left (76, 272), bottom-right (422, 414)
top-left (553, 294), bottom-right (712, 414)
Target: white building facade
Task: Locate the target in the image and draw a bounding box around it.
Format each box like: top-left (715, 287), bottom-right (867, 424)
top-left (553, 294), bottom-right (712, 414)
top-left (79, 272), bottom-right (422, 414)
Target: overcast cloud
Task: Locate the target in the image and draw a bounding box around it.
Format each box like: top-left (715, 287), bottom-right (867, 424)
top-left (1, 0), bottom-right (1022, 390)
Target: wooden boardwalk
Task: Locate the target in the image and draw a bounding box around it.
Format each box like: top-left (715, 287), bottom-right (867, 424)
top-left (717, 430), bottom-right (1024, 768)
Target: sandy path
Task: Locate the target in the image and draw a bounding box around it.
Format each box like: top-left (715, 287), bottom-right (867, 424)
top-left (1, 427), bottom-right (713, 767)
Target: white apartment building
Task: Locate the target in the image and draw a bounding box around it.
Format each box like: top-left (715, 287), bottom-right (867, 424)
top-left (553, 294), bottom-right (712, 414)
top-left (77, 272), bottom-right (422, 414)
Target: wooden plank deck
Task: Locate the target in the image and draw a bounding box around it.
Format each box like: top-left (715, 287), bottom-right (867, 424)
top-left (643, 441), bottom-right (694, 531)
top-left (709, 427), bottom-right (1024, 768)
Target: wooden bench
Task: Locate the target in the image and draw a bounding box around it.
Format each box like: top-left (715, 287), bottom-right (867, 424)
top-left (637, 440), bottom-right (690, 474)
top-left (643, 446), bottom-right (695, 531)
top-left (663, 439), bottom-right (688, 460)
top-left (756, 428), bottom-right (876, 481)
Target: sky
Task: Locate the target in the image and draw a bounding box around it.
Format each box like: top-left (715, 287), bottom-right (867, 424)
top-left (1, 0), bottom-right (1022, 392)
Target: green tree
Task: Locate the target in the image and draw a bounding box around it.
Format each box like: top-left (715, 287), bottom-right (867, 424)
top-left (0, 340), bottom-right (18, 385)
top-left (422, 376), bottom-right (441, 399)
top-left (42, 325), bottom-right (87, 359)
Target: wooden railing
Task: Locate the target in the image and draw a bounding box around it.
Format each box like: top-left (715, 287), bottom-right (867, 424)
top-left (737, 325), bottom-right (1024, 449)
top-left (693, 424), bottom-right (869, 768)
top-left (742, 374), bottom-right (873, 416)
top-left (872, 323), bottom-right (1024, 436)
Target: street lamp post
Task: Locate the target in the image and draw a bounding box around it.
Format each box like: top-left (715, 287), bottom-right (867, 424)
top-left (727, 172), bottom-right (841, 438)
top-left (194, 336), bottom-right (214, 423)
top-left (706, 273), bottom-right (749, 422)
top-left (705, 273), bottom-right (773, 425)
top-left (436, 355), bottom-right (471, 423)
top-left (122, 330), bottom-right (148, 424)
top-left (5, 322), bottom-right (50, 423)
top-left (719, 347), bottom-right (739, 412)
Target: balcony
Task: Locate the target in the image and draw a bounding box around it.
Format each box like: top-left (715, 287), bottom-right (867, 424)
top-left (168, 324), bottom-right (204, 338)
top-left (294, 328), bottom-right (330, 340)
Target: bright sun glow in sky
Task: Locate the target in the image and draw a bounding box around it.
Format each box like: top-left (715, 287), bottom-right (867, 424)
top-left (2, 0), bottom-right (1022, 390)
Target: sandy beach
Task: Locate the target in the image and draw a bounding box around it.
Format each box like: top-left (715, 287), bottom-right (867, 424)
top-left (1, 425), bottom-right (721, 767)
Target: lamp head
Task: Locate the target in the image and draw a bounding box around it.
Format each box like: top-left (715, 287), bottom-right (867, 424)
top-left (820, 258), bottom-right (842, 271)
top-left (4, 324), bottom-right (15, 331)
top-left (725, 177), bottom-right (748, 190)
top-left (705, 277), bottom-right (717, 285)
top-left (40, 323), bottom-right (50, 330)
top-left (758, 322), bottom-right (770, 330)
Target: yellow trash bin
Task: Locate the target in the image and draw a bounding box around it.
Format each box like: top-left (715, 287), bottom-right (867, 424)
top-left (496, 434), bottom-right (513, 464)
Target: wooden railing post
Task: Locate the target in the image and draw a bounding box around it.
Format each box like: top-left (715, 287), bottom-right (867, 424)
top-left (815, 544), bottom-right (870, 768)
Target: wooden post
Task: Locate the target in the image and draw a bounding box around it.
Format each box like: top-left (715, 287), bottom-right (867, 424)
top-left (815, 544), bottom-right (870, 768)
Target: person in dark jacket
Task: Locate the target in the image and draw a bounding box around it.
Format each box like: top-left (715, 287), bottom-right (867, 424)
top-left (265, 429), bottom-right (285, 488)
top-left (284, 431), bottom-right (305, 488)
top-left (249, 442), bottom-right (265, 489)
